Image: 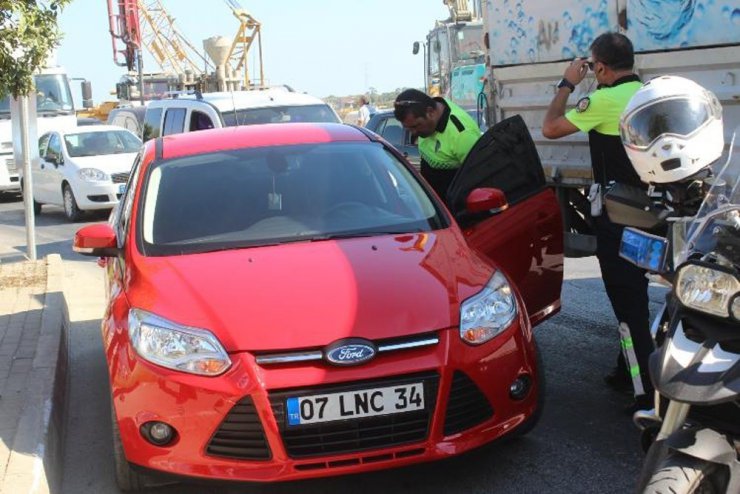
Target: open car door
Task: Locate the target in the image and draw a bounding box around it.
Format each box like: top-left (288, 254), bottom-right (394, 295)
top-left (447, 115), bottom-right (564, 326)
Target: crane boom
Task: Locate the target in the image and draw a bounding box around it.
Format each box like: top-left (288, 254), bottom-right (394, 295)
top-left (107, 0), bottom-right (141, 71)
top-left (222, 0), bottom-right (264, 88)
top-left (136, 0), bottom-right (213, 77)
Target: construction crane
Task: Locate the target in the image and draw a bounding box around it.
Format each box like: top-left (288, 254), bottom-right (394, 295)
top-left (223, 0), bottom-right (264, 88)
top-left (443, 0), bottom-right (473, 22)
top-left (136, 0), bottom-right (213, 78)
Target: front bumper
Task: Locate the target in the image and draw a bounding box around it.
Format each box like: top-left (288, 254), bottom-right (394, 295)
top-left (0, 153), bottom-right (20, 192)
top-left (107, 319), bottom-right (538, 482)
top-left (73, 180), bottom-right (126, 210)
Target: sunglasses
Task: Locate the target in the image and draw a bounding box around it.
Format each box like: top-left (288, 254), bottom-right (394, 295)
top-left (587, 61), bottom-right (599, 71)
top-left (394, 100), bottom-right (422, 107)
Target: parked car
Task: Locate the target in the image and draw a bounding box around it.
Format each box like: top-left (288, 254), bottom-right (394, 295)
top-left (366, 107), bottom-right (488, 170)
top-left (107, 106), bottom-right (146, 140)
top-left (77, 116), bottom-right (103, 126)
top-left (141, 87), bottom-right (341, 141)
top-left (73, 120), bottom-right (563, 490)
top-left (29, 125), bottom-right (141, 221)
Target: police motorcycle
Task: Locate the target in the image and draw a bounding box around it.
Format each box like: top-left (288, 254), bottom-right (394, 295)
top-left (604, 76), bottom-right (740, 493)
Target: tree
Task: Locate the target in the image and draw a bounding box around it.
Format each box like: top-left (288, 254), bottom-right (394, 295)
top-left (0, 0), bottom-right (71, 99)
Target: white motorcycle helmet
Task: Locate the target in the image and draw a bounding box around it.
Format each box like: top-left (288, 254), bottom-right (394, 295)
top-left (620, 75), bottom-right (723, 184)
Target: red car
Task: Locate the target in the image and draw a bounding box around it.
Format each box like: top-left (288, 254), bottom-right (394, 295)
top-left (74, 119), bottom-right (563, 490)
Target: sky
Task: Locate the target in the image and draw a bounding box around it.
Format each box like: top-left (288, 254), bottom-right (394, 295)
top-left (55, 0), bottom-right (450, 106)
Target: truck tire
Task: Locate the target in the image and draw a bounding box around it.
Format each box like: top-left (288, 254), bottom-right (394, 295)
top-left (62, 183), bottom-right (82, 222)
top-left (111, 403), bottom-right (146, 492)
top-left (642, 452), bottom-right (728, 494)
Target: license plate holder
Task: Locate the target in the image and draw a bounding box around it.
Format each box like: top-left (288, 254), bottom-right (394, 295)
top-left (286, 382), bottom-right (425, 427)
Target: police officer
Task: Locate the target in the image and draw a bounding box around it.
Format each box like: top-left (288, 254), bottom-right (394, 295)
top-left (542, 32), bottom-right (653, 412)
top-left (394, 89), bottom-right (481, 202)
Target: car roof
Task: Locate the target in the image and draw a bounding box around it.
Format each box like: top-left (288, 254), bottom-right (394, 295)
top-left (159, 122), bottom-right (371, 160)
top-left (148, 89), bottom-right (329, 113)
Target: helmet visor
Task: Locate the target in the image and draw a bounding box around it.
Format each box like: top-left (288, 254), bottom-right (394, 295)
top-left (621, 98), bottom-right (715, 149)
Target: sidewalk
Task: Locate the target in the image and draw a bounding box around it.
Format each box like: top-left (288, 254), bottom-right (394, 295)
top-left (0, 256), bottom-right (66, 494)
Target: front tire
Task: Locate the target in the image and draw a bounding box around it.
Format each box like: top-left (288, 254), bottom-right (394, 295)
top-left (111, 402), bottom-right (146, 492)
top-left (642, 452), bottom-right (728, 494)
top-left (62, 183), bottom-right (83, 222)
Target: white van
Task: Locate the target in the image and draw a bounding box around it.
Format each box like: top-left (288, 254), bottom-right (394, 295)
top-left (141, 88), bottom-right (341, 141)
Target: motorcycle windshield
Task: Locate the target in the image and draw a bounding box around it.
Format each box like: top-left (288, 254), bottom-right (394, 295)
top-left (678, 141), bottom-right (740, 266)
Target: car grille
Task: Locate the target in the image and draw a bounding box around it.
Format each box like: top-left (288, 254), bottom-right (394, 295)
top-left (443, 371), bottom-right (494, 436)
top-left (111, 172), bottom-right (129, 184)
top-left (270, 372), bottom-right (439, 459)
top-left (205, 396), bottom-right (271, 460)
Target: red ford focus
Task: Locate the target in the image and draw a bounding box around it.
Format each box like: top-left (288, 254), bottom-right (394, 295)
top-left (74, 119), bottom-right (563, 490)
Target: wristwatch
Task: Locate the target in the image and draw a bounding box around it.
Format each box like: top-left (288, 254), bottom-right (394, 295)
top-left (557, 78), bottom-right (575, 93)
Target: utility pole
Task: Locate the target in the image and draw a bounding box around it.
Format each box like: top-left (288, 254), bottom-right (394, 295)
top-left (17, 96), bottom-right (36, 260)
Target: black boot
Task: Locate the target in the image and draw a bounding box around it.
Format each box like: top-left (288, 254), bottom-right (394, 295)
top-left (603, 367), bottom-right (632, 395)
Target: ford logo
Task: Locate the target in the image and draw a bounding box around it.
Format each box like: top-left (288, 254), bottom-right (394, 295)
top-left (324, 338), bottom-right (377, 366)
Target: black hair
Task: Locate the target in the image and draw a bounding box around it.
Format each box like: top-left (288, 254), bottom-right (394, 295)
top-left (590, 32), bottom-right (634, 71)
top-left (393, 88), bottom-right (435, 121)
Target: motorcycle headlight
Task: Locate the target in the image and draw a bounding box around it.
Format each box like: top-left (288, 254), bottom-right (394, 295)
top-left (675, 263), bottom-right (740, 319)
top-left (128, 309), bottom-right (231, 376)
top-left (731, 295), bottom-right (740, 321)
top-left (460, 270), bottom-right (517, 345)
top-left (78, 167), bottom-right (109, 182)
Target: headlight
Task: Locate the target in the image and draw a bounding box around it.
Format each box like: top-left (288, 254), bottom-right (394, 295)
top-left (460, 270), bottom-right (517, 345)
top-left (731, 295), bottom-right (740, 321)
top-left (675, 263), bottom-right (740, 318)
top-left (78, 168), bottom-right (109, 182)
top-left (128, 309), bottom-right (231, 376)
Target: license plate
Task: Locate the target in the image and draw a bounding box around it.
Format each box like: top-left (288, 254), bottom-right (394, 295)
top-left (286, 382), bottom-right (424, 426)
top-left (118, 184), bottom-right (126, 194)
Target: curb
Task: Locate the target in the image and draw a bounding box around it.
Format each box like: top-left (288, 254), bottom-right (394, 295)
top-left (1, 255), bottom-right (68, 494)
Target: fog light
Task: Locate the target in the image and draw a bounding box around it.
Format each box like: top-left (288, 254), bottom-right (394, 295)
top-left (509, 375), bottom-right (532, 400)
top-left (141, 421), bottom-right (175, 446)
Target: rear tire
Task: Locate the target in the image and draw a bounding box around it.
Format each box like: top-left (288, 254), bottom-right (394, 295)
top-left (111, 403), bottom-right (146, 492)
top-left (62, 183), bottom-right (83, 222)
top-left (642, 452), bottom-right (728, 494)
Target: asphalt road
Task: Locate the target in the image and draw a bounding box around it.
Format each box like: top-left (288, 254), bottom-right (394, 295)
top-left (0, 195), bottom-right (668, 494)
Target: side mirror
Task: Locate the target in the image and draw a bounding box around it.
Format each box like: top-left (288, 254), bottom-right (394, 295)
top-left (412, 41), bottom-right (420, 55)
top-left (73, 224), bottom-right (120, 257)
top-left (45, 154), bottom-right (61, 166)
top-left (466, 188), bottom-right (508, 214)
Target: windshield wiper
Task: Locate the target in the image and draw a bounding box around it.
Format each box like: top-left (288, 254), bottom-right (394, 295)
top-left (309, 230), bottom-right (423, 241)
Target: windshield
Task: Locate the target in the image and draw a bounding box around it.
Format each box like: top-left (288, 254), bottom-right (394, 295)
top-left (34, 74), bottom-right (74, 113)
top-left (0, 73), bottom-right (74, 115)
top-left (64, 130), bottom-right (142, 157)
top-left (678, 140), bottom-right (740, 266)
top-left (138, 142), bottom-right (446, 256)
top-left (221, 104), bottom-right (339, 127)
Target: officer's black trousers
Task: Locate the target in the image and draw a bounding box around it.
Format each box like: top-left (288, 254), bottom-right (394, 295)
top-left (593, 214), bottom-right (654, 397)
top-left (421, 161), bottom-right (457, 206)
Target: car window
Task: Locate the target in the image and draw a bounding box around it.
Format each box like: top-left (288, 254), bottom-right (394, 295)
top-left (378, 118), bottom-right (405, 147)
top-left (162, 108), bottom-right (187, 136)
top-left (38, 133), bottom-right (51, 156)
top-left (221, 104), bottom-right (339, 127)
top-left (142, 107), bottom-right (163, 141)
top-left (46, 134), bottom-right (62, 161)
top-left (189, 110), bottom-right (214, 131)
top-left (138, 142), bottom-right (446, 256)
top-left (117, 152), bottom-right (143, 244)
top-left (64, 131), bottom-right (141, 157)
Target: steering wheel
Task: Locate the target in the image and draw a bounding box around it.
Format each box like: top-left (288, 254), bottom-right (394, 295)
top-left (324, 201), bottom-right (372, 218)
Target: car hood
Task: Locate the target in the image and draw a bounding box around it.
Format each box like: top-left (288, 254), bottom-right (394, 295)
top-left (127, 230), bottom-right (493, 352)
top-left (69, 153), bottom-right (137, 173)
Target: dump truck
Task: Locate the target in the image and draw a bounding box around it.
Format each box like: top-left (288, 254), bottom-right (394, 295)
top-left (478, 0), bottom-right (739, 256)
